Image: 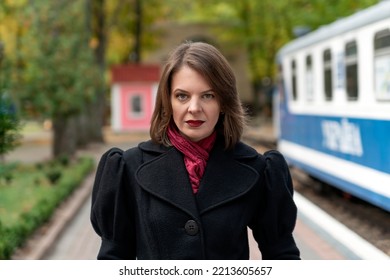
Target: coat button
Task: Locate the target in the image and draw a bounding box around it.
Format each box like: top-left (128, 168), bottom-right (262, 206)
top-left (184, 220), bottom-right (199, 236)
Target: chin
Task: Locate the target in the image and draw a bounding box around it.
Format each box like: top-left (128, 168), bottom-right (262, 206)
top-left (183, 133), bottom-right (203, 142)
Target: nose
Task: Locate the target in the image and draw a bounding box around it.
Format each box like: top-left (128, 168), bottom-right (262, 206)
top-left (188, 97), bottom-right (202, 114)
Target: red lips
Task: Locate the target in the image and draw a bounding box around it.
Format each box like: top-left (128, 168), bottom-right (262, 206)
top-left (186, 120), bottom-right (204, 127)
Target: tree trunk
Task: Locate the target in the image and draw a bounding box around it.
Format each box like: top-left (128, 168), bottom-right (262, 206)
top-left (75, 111), bottom-right (89, 149)
top-left (86, 94), bottom-right (106, 143)
top-left (86, 0), bottom-right (106, 144)
top-left (52, 115), bottom-right (77, 158)
top-left (133, 0), bottom-right (142, 63)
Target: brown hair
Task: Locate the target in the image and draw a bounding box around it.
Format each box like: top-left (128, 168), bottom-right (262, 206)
top-left (150, 41), bottom-right (246, 150)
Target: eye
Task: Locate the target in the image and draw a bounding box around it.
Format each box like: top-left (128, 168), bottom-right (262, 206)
top-left (203, 92), bottom-right (215, 100)
top-left (175, 93), bottom-right (188, 101)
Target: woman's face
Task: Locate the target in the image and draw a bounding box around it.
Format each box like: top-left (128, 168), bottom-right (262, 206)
top-left (170, 66), bottom-right (221, 142)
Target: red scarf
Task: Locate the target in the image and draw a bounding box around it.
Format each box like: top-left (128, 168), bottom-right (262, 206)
top-left (167, 126), bottom-right (216, 194)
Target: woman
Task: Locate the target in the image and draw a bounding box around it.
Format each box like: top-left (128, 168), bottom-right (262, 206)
top-left (91, 41), bottom-right (300, 260)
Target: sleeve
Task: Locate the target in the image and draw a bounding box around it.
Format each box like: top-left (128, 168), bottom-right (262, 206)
top-left (90, 148), bottom-right (136, 260)
top-left (250, 150), bottom-right (301, 260)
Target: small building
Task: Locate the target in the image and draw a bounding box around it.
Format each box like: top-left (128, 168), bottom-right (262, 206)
top-left (110, 64), bottom-right (160, 132)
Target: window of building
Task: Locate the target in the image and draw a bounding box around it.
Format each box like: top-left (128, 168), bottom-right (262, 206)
top-left (291, 59), bottom-right (297, 100)
top-left (374, 29), bottom-right (390, 101)
top-left (129, 94), bottom-right (143, 117)
top-left (305, 55), bottom-right (314, 101)
top-left (323, 49), bottom-right (333, 101)
top-left (345, 41), bottom-right (358, 100)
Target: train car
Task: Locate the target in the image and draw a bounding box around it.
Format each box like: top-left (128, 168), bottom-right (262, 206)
top-left (274, 0), bottom-right (390, 212)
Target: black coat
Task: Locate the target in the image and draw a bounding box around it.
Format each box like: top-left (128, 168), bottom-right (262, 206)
top-left (91, 138), bottom-right (300, 260)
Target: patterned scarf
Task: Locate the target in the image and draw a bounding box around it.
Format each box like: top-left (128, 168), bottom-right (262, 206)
top-left (167, 126), bottom-right (216, 194)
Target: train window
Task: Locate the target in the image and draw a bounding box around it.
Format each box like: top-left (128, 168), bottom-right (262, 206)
top-left (323, 49), bottom-right (333, 101)
top-left (305, 55), bottom-right (314, 101)
top-left (291, 60), bottom-right (297, 100)
top-left (374, 29), bottom-right (390, 101)
top-left (345, 41), bottom-right (358, 100)
top-left (374, 29), bottom-right (390, 50)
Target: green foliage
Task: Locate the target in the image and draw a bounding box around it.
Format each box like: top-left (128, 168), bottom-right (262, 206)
top-left (287, 0), bottom-right (379, 31)
top-left (0, 95), bottom-right (21, 157)
top-left (0, 161), bottom-right (17, 185)
top-left (0, 156), bottom-right (94, 259)
top-left (104, 0), bottom-right (166, 64)
top-left (1, 0), bottom-right (381, 121)
top-left (0, 43), bottom-right (21, 158)
top-left (18, 0), bottom-right (101, 119)
top-left (45, 169), bottom-right (62, 185)
top-left (169, 0), bottom-right (378, 84)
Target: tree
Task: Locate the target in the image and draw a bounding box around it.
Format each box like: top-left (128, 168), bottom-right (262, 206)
top-left (0, 42), bottom-right (20, 160)
top-left (1, 0), bottom-right (166, 158)
top-left (19, 0), bottom-right (102, 158)
top-left (77, 0), bottom-right (107, 147)
top-left (0, 94), bottom-right (20, 161)
top-left (104, 0), bottom-right (165, 65)
top-left (170, 0), bottom-right (378, 115)
top-left (80, 0), bottom-right (165, 145)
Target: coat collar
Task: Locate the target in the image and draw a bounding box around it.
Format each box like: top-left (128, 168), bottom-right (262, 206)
top-left (135, 139), bottom-right (260, 218)
top-left (137, 139), bottom-right (259, 160)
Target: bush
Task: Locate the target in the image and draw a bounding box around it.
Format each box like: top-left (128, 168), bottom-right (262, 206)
top-left (0, 162), bottom-right (17, 186)
top-left (57, 155), bottom-right (69, 166)
top-left (0, 93), bottom-right (21, 158)
top-left (46, 169), bottom-right (62, 185)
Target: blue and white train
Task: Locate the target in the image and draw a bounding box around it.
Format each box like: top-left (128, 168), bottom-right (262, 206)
top-left (274, 0), bottom-right (390, 212)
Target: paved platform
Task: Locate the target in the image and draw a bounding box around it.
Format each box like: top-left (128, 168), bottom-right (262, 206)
top-left (7, 122), bottom-right (389, 260)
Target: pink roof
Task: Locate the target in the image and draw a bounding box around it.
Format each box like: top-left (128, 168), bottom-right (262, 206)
top-left (111, 64), bottom-right (160, 83)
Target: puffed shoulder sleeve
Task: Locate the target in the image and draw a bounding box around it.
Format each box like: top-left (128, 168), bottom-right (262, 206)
top-left (251, 150), bottom-right (300, 260)
top-left (91, 148), bottom-right (136, 259)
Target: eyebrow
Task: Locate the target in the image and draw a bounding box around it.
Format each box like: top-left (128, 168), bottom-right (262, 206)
top-left (172, 88), bottom-right (214, 94)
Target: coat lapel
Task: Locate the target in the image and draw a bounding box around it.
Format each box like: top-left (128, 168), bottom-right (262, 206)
top-left (196, 143), bottom-right (260, 214)
top-left (135, 144), bottom-right (199, 219)
top-left (135, 140), bottom-right (261, 218)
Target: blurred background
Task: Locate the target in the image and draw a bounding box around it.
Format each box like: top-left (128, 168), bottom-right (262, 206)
top-left (1, 0), bottom-right (388, 260)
